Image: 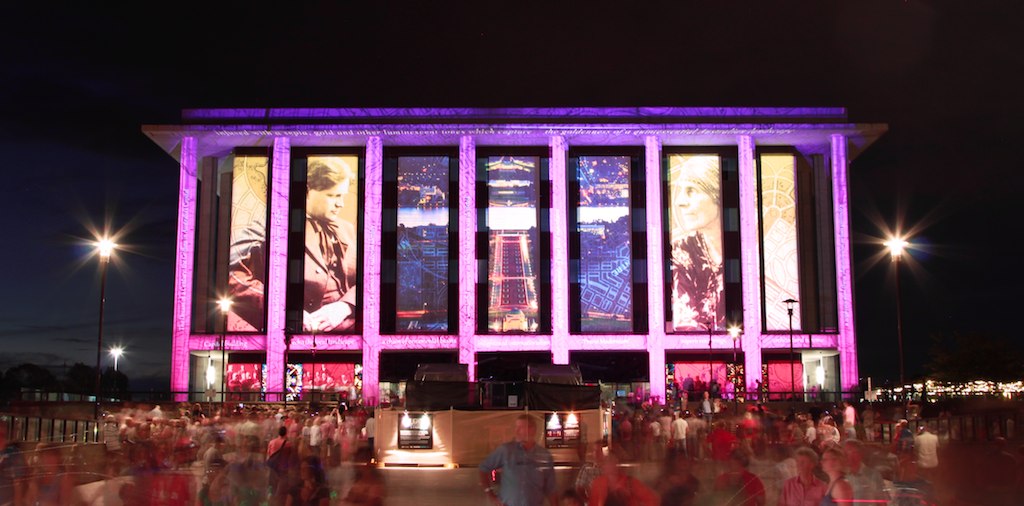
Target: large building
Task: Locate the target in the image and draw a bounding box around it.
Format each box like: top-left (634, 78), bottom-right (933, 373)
top-left (143, 107), bottom-right (886, 404)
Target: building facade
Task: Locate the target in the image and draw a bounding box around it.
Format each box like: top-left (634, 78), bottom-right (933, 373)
top-left (143, 107), bottom-right (886, 404)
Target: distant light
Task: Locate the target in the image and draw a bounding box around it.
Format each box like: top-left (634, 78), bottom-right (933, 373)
top-left (885, 237), bottom-right (908, 258)
top-left (217, 297), bottom-right (233, 314)
top-left (728, 325), bottom-right (742, 340)
top-left (109, 346), bottom-right (124, 359)
top-left (96, 238), bottom-right (116, 258)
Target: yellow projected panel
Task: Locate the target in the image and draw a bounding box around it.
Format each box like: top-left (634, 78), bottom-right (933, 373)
top-left (759, 153), bottom-right (801, 331)
top-left (227, 154), bottom-right (269, 332)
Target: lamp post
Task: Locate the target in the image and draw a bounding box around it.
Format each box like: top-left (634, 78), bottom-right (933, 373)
top-left (728, 324), bottom-right (742, 413)
top-left (784, 298), bottom-right (798, 401)
top-left (109, 346), bottom-right (124, 372)
top-left (885, 237), bottom-right (908, 404)
top-left (93, 238), bottom-right (116, 421)
top-left (311, 328), bottom-right (318, 401)
top-left (703, 320), bottom-right (714, 390)
top-left (217, 297), bottom-right (232, 415)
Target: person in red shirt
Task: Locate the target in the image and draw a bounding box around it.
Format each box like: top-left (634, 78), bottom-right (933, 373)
top-left (708, 421), bottom-right (739, 462)
top-left (713, 449), bottom-right (766, 506)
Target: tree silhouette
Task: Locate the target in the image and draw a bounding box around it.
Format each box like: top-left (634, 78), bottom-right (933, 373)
top-left (925, 332), bottom-right (1024, 383)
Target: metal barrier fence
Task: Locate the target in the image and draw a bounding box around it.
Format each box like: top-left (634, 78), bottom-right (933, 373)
top-left (0, 413), bottom-right (101, 444)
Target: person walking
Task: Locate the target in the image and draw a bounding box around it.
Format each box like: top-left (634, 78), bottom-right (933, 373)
top-left (479, 415), bottom-right (557, 506)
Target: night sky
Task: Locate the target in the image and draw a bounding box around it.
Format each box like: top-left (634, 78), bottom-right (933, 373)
top-left (2, 2), bottom-right (1021, 390)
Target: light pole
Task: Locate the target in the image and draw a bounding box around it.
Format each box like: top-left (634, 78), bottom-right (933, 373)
top-left (885, 237), bottom-right (908, 402)
top-left (109, 346), bottom-right (124, 372)
top-left (784, 298), bottom-right (798, 401)
top-left (703, 320), bottom-right (714, 390)
top-left (217, 297), bottom-right (232, 415)
top-left (94, 238), bottom-right (116, 421)
top-left (728, 324), bottom-right (742, 413)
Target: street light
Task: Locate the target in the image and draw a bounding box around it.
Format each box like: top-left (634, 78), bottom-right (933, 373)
top-left (728, 324), bottom-right (742, 412)
top-left (885, 236), bottom-right (909, 402)
top-left (784, 298), bottom-right (798, 401)
top-left (703, 320), bottom-right (715, 392)
top-left (217, 297), bottom-right (232, 414)
top-left (94, 238), bottom-right (116, 420)
top-left (109, 346), bottom-right (124, 372)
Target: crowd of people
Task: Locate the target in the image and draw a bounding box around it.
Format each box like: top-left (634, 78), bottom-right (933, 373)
top-left (0, 401), bottom-right (383, 505)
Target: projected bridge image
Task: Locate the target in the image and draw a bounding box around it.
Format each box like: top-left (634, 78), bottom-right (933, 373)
top-left (489, 231), bottom-right (538, 332)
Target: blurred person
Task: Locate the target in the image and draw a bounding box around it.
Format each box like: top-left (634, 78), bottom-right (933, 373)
top-left (268, 425), bottom-right (299, 504)
top-left (479, 414), bottom-right (557, 506)
top-left (861, 403), bottom-right (876, 442)
top-left (653, 450), bottom-right (700, 504)
top-left (841, 401), bottom-right (857, 440)
top-left (842, 440), bottom-right (885, 503)
top-left (707, 421), bottom-right (739, 463)
top-left (228, 435), bottom-right (268, 505)
top-left (24, 442), bottom-right (77, 506)
top-left (286, 456), bottom-right (331, 506)
top-left (671, 411), bottom-right (688, 456)
top-left (712, 449), bottom-right (765, 506)
top-left (819, 447), bottom-right (853, 506)
top-left (816, 416), bottom-right (841, 450)
top-left (0, 424), bottom-right (26, 506)
top-left (340, 463), bottom-right (385, 506)
top-left (559, 489), bottom-right (585, 506)
top-left (914, 424), bottom-right (939, 481)
top-left (197, 456), bottom-right (230, 506)
top-left (587, 452), bottom-right (659, 506)
top-left (891, 419), bottom-right (915, 481)
top-left (363, 411), bottom-right (376, 462)
top-left (778, 447), bottom-right (826, 506)
top-left (573, 442), bottom-right (604, 504)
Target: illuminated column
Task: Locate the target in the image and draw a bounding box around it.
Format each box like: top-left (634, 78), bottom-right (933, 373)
top-left (644, 136), bottom-right (666, 403)
top-left (738, 135), bottom-right (764, 394)
top-left (830, 134), bottom-right (859, 394)
top-left (264, 137), bottom-right (290, 401)
top-left (458, 135), bottom-right (477, 379)
top-left (171, 136), bottom-right (198, 401)
top-left (549, 136), bottom-right (569, 364)
top-left (362, 136), bottom-right (383, 405)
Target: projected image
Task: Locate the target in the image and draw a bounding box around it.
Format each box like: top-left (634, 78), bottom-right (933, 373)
top-left (227, 155), bottom-right (269, 332)
top-left (577, 156), bottom-right (632, 332)
top-left (759, 154), bottom-right (801, 330)
top-left (303, 156), bottom-right (360, 333)
top-left (487, 156), bottom-right (540, 332)
top-left (397, 157), bottom-right (450, 331)
top-left (668, 154), bottom-right (724, 331)
top-left (226, 363), bottom-right (264, 393)
top-left (286, 362), bottom-right (361, 401)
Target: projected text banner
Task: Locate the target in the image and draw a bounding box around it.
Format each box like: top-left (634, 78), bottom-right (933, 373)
top-left (577, 156), bottom-right (632, 332)
top-left (487, 156), bottom-right (540, 332)
top-left (227, 155), bottom-right (269, 332)
top-left (302, 156), bottom-right (360, 333)
top-left (759, 154), bottom-right (801, 330)
top-left (667, 154), bottom-right (724, 331)
top-left (397, 157), bottom-right (450, 332)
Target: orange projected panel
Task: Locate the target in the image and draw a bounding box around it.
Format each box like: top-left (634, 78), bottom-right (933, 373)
top-left (759, 154), bottom-right (800, 330)
top-left (227, 154), bottom-right (269, 332)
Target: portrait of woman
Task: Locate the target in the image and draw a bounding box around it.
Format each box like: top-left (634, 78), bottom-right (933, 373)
top-left (668, 154), bottom-right (724, 331)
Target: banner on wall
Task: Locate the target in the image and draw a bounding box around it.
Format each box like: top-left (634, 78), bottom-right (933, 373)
top-left (396, 156), bottom-right (450, 332)
top-left (227, 155), bottom-right (269, 332)
top-left (487, 156), bottom-right (540, 333)
top-left (759, 154), bottom-right (801, 331)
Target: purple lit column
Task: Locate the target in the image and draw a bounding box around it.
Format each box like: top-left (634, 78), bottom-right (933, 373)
top-left (830, 134), bottom-right (859, 394)
top-left (458, 135), bottom-right (477, 379)
top-left (362, 136), bottom-right (383, 405)
top-left (171, 137), bottom-right (198, 401)
top-left (738, 135), bottom-right (764, 395)
top-left (549, 136), bottom-right (569, 364)
top-left (264, 137), bottom-right (290, 401)
top-left (644, 136), bottom-right (666, 403)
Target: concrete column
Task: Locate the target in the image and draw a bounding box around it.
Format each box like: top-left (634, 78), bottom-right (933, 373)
top-left (644, 136), bottom-right (666, 403)
top-left (458, 135), bottom-right (478, 379)
top-left (549, 136), bottom-right (569, 364)
top-left (830, 134), bottom-right (860, 394)
top-left (171, 137), bottom-right (198, 401)
top-left (361, 136), bottom-right (384, 405)
top-left (738, 135), bottom-right (764, 395)
top-left (264, 137), bottom-right (290, 401)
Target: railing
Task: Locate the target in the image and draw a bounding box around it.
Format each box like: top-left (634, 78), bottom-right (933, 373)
top-left (0, 413), bottom-right (101, 444)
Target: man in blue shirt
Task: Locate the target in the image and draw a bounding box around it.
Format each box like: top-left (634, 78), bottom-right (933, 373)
top-left (479, 414), bottom-right (557, 506)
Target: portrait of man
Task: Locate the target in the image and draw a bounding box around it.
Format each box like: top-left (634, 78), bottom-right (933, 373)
top-left (303, 156), bottom-right (359, 332)
top-left (668, 154), bottom-right (724, 331)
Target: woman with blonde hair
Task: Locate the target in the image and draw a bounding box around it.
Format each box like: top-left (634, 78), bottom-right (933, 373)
top-left (819, 447), bottom-right (853, 506)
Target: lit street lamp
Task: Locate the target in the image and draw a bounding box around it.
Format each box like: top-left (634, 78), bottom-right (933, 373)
top-left (94, 238), bottom-right (116, 420)
top-left (885, 236), bottom-right (908, 401)
top-left (217, 297), bottom-right (232, 414)
top-left (109, 346), bottom-right (124, 372)
top-left (784, 298), bottom-right (798, 401)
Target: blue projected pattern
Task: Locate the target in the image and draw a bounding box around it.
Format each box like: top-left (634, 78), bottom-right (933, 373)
top-left (577, 156), bottom-right (632, 332)
top-left (397, 157), bottom-right (450, 331)
top-left (487, 156), bottom-right (540, 332)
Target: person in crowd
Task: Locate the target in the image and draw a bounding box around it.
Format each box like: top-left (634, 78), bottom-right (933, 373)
top-left (653, 449), bottom-right (700, 504)
top-left (24, 442), bottom-right (77, 506)
top-left (819, 447), bottom-right (854, 506)
top-left (286, 456), bottom-right (331, 506)
top-left (712, 449), bottom-right (765, 506)
top-left (915, 424), bottom-right (940, 481)
top-left (587, 452), bottom-right (659, 506)
top-left (842, 440), bottom-right (886, 503)
top-left (0, 424), bottom-right (26, 506)
top-left (341, 463), bottom-right (385, 506)
top-left (479, 414), bottom-right (557, 506)
top-left (778, 447), bottom-right (826, 506)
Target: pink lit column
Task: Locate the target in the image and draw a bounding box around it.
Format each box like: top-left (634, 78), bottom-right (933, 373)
top-left (549, 136), bottom-right (569, 364)
top-left (738, 135), bottom-right (764, 394)
top-left (458, 135), bottom-right (477, 379)
top-left (264, 137), bottom-right (290, 401)
top-left (361, 136), bottom-right (383, 405)
top-left (830, 134), bottom-right (859, 393)
top-left (644, 136), bottom-right (666, 403)
top-left (171, 136), bottom-right (198, 401)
